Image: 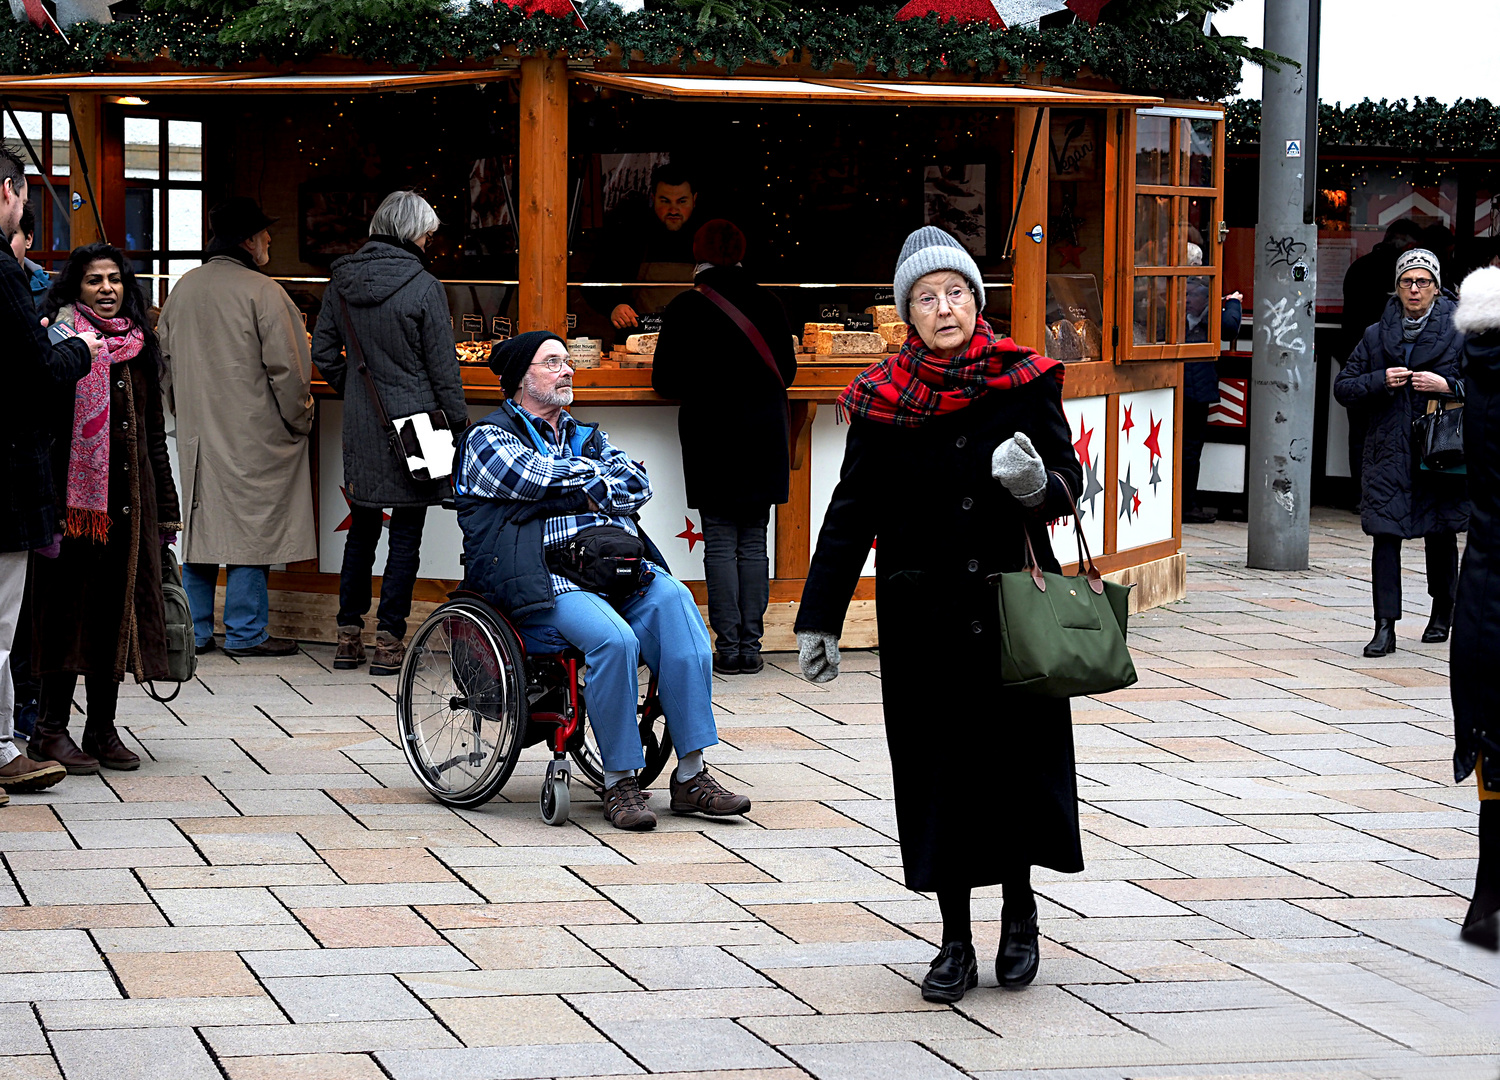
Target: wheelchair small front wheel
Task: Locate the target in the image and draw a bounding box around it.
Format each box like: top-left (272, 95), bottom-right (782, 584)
top-left (570, 662), bottom-right (673, 790)
top-left (540, 761), bottom-right (571, 826)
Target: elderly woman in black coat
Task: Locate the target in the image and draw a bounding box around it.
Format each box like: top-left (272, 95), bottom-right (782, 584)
top-left (1450, 265), bottom-right (1500, 950)
top-left (796, 227), bottom-right (1083, 1004)
top-left (1334, 249), bottom-right (1469, 658)
top-left (312, 191), bottom-right (468, 677)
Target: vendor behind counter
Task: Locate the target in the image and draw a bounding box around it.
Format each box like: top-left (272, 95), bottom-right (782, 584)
top-left (585, 163), bottom-right (704, 342)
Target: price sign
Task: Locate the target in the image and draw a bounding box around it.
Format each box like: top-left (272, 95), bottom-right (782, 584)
top-left (637, 314), bottom-right (664, 333)
top-left (460, 314), bottom-right (484, 341)
top-left (492, 316), bottom-right (512, 339)
top-left (873, 288), bottom-right (894, 303)
top-left (843, 314), bottom-right (875, 332)
top-left (818, 303), bottom-right (848, 320)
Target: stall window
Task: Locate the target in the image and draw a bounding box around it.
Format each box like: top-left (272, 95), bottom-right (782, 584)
top-left (1, 109), bottom-right (71, 273)
top-left (1118, 108), bottom-right (1225, 361)
top-left (123, 117), bottom-right (205, 305)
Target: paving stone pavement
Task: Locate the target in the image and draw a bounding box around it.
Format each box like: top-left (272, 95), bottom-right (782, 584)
top-left (2, 508), bottom-right (1497, 1080)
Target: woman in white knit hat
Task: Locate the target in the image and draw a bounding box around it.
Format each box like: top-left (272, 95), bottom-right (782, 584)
top-left (794, 226), bottom-right (1084, 1003)
top-left (1335, 247), bottom-right (1470, 658)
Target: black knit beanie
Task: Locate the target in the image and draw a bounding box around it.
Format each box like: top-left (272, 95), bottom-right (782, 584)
top-left (489, 331), bottom-right (565, 398)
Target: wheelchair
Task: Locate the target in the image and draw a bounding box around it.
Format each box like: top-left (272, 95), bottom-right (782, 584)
top-left (394, 591), bottom-right (675, 824)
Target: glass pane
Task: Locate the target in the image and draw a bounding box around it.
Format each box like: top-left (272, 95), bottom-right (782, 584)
top-left (50, 196), bottom-right (69, 255)
top-left (124, 186), bottom-right (155, 253)
top-left (167, 188), bottom-right (203, 253)
top-left (1181, 274), bottom-right (1214, 344)
top-left (124, 117), bottom-right (159, 180)
top-left (1135, 114), bottom-right (1172, 185)
top-left (2, 110), bottom-right (42, 169)
top-left (1185, 118), bottom-right (1216, 188)
top-left (50, 113), bottom-right (68, 175)
top-left (166, 120), bottom-right (202, 182)
top-left (1133, 275), bottom-right (1168, 345)
top-left (1180, 196), bottom-right (1215, 267)
top-left (1134, 195), bottom-right (1171, 266)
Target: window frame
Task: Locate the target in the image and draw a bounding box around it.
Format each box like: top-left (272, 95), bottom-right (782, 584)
top-left (120, 115), bottom-right (206, 307)
top-left (2, 109), bottom-right (72, 273)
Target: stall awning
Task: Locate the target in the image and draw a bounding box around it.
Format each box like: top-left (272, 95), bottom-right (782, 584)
top-left (575, 73), bottom-right (1163, 107)
top-left (0, 70), bottom-right (517, 95)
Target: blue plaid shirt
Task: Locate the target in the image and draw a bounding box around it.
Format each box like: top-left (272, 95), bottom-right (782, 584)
top-left (455, 403), bottom-right (653, 595)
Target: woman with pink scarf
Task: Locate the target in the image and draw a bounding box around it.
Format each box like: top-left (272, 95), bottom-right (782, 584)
top-left (28, 244), bottom-right (181, 774)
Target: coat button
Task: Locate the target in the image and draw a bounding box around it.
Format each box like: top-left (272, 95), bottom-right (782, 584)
top-left (955, 436), bottom-right (967, 448)
top-left (967, 559), bottom-right (979, 572)
top-left (122, 506), bottom-right (130, 515)
top-left (961, 497), bottom-right (973, 510)
top-left (971, 620), bottom-right (983, 634)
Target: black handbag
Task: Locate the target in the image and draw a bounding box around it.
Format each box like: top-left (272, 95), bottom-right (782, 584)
top-left (547, 525), bottom-right (654, 601)
top-left (1417, 385), bottom-right (1465, 472)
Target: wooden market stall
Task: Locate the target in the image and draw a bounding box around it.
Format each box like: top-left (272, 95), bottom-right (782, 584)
top-left (0, 57), bottom-right (1228, 649)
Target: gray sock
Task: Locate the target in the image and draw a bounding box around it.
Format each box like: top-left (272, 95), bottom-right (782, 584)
top-left (675, 750), bottom-right (704, 783)
top-left (604, 769), bottom-right (634, 790)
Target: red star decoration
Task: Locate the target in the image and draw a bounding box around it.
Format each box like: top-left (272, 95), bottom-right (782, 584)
top-left (334, 487), bottom-right (389, 533)
top-left (895, 0), bottom-right (1003, 25)
top-left (1121, 405), bottom-right (1135, 441)
top-left (1132, 492), bottom-right (1142, 517)
top-left (1065, 0), bottom-right (1111, 25)
top-left (1143, 413), bottom-right (1163, 463)
top-left (1053, 241), bottom-right (1086, 269)
top-left (676, 516), bottom-right (704, 553)
top-left (1073, 421), bottom-right (1094, 470)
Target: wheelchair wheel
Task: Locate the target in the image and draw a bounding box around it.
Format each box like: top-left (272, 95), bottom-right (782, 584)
top-left (397, 599), bottom-right (527, 809)
top-left (569, 662), bottom-right (674, 791)
top-left (540, 759), bottom-right (571, 826)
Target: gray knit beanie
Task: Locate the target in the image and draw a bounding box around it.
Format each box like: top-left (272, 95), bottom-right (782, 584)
top-left (893, 226), bottom-right (986, 324)
top-left (1395, 248), bottom-right (1441, 290)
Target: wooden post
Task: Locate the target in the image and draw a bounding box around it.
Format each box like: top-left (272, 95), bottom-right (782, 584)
top-left (518, 56), bottom-right (569, 336)
top-left (775, 402), bottom-right (817, 580)
top-left (68, 94), bottom-right (104, 248)
top-left (1011, 107), bottom-right (1049, 353)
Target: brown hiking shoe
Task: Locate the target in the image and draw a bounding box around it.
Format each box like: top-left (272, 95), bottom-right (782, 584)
top-left (602, 775), bottom-right (657, 831)
top-left (0, 754), bottom-right (66, 792)
top-left (670, 767), bottom-right (752, 817)
top-left (370, 631), bottom-right (405, 676)
top-left (334, 625), bottom-right (366, 670)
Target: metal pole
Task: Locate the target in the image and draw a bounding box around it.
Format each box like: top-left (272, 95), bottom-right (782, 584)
top-left (1246, 0), bottom-right (1318, 570)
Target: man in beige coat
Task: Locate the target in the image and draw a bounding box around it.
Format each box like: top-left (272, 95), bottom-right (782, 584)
top-left (159, 198), bottom-right (315, 658)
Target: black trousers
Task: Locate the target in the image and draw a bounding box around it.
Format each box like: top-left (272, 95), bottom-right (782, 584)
top-left (1182, 400), bottom-right (1212, 510)
top-left (39, 671), bottom-right (119, 732)
top-left (1371, 532), bottom-right (1458, 621)
top-left (337, 505), bottom-right (428, 639)
top-left (700, 508), bottom-right (771, 659)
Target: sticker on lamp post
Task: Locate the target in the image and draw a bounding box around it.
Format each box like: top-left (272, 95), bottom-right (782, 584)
top-left (1285, 140), bottom-right (1302, 158)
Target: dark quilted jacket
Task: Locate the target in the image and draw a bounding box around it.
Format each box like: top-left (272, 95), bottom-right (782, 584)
top-left (1334, 296), bottom-right (1470, 539)
top-left (311, 240), bottom-right (469, 508)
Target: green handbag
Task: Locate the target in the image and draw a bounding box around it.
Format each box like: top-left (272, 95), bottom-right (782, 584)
top-left (995, 476), bottom-right (1138, 698)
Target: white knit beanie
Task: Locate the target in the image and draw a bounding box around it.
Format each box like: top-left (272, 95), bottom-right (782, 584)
top-left (1395, 248), bottom-right (1441, 290)
top-left (893, 226), bottom-right (986, 324)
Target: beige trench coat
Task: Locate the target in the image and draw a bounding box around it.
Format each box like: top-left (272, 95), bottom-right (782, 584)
top-left (159, 255), bottom-right (316, 565)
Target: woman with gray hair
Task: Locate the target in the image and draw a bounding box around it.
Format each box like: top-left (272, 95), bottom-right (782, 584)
top-left (311, 190), bottom-right (468, 675)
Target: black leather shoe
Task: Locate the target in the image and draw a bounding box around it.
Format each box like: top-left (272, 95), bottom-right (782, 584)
top-left (920, 941), bottom-right (977, 1003)
top-left (1460, 911), bottom-right (1498, 951)
top-left (996, 909), bottom-right (1040, 989)
top-left (195, 639), bottom-right (218, 656)
top-left (1363, 619), bottom-right (1397, 657)
top-left (712, 653), bottom-right (741, 675)
top-left (1421, 609), bottom-right (1452, 643)
top-left (739, 653), bottom-right (765, 675)
top-left (223, 637), bottom-right (299, 658)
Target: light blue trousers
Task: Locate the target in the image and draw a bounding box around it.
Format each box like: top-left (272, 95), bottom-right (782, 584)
top-left (183, 564), bottom-right (270, 650)
top-left (517, 574), bottom-right (719, 772)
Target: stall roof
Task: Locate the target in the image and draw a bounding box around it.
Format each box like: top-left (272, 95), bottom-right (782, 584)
top-left (0, 70), bottom-right (516, 94)
top-left (576, 73), bottom-right (1163, 106)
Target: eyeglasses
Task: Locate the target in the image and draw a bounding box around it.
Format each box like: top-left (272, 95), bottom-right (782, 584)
top-left (913, 286), bottom-right (975, 314)
top-left (532, 355), bottom-right (575, 373)
top-left (1398, 277), bottom-right (1435, 291)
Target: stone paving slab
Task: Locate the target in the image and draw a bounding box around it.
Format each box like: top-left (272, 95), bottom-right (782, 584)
top-left (0, 510), bottom-right (1493, 1077)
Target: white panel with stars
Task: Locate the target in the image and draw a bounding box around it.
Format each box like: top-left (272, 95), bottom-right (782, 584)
top-left (1048, 394), bottom-right (1107, 568)
top-left (1115, 386), bottom-right (1175, 552)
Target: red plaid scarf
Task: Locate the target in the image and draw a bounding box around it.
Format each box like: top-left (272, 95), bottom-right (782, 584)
top-left (837, 316), bottom-right (1063, 428)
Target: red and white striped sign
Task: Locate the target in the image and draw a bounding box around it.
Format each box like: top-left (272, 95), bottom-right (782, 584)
top-left (1208, 378), bottom-right (1247, 427)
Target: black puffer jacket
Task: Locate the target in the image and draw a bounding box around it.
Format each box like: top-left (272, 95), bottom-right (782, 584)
top-left (1334, 295), bottom-right (1469, 538)
top-left (311, 238), bottom-right (469, 508)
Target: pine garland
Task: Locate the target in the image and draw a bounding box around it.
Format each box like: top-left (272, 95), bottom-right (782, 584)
top-left (0, 1), bottom-right (1264, 100)
top-left (1227, 97), bottom-right (1500, 155)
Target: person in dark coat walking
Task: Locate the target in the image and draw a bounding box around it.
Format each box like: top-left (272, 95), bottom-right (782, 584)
top-left (654, 220), bottom-right (797, 674)
top-left (796, 226), bottom-right (1084, 1004)
top-left (312, 191), bottom-right (468, 676)
top-left (29, 244), bottom-right (181, 775)
top-left (1335, 249), bottom-right (1469, 658)
top-left (1449, 265), bottom-right (1500, 950)
top-left (0, 148), bottom-right (97, 797)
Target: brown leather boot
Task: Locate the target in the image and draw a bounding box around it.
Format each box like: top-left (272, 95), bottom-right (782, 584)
top-left (28, 723), bottom-right (99, 776)
top-left (370, 632), bottom-right (405, 676)
top-left (334, 625), bottom-right (366, 670)
top-left (0, 755), bottom-right (67, 793)
top-left (81, 724), bottom-right (140, 771)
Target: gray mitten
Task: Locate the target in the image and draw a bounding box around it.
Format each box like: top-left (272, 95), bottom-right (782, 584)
top-left (796, 630), bottom-right (841, 684)
top-left (991, 431), bottom-right (1048, 507)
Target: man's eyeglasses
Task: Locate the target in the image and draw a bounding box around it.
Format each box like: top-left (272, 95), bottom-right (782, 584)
top-left (913, 286), bottom-right (975, 314)
top-left (532, 355), bottom-right (575, 373)
top-left (1398, 277), bottom-right (1436, 292)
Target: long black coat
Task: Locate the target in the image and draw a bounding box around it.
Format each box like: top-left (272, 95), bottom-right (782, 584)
top-left (311, 239), bottom-right (469, 508)
top-left (653, 266), bottom-right (798, 517)
top-left (796, 373), bottom-right (1085, 891)
top-left (1334, 296), bottom-right (1469, 538)
top-left (1450, 276), bottom-right (1500, 796)
top-left (32, 308), bottom-right (180, 682)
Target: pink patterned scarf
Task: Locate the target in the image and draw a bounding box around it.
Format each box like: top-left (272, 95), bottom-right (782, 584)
top-left (65, 304), bottom-right (143, 543)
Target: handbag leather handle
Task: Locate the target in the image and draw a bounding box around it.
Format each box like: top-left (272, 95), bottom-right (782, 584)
top-left (1051, 471), bottom-right (1105, 595)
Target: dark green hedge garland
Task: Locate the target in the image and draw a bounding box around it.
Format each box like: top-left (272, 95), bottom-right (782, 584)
top-left (0, 1), bottom-right (1259, 100)
top-left (1227, 97), bottom-right (1500, 155)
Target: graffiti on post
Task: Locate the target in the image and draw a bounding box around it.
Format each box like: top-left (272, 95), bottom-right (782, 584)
top-left (1261, 296), bottom-right (1307, 356)
top-left (1265, 235), bottom-right (1309, 268)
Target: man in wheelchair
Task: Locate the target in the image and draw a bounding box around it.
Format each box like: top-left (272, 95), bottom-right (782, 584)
top-left (453, 331), bottom-right (752, 831)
